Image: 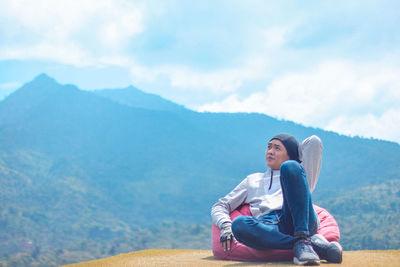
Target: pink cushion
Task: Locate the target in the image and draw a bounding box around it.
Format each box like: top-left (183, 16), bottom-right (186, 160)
top-left (212, 205), bottom-right (340, 262)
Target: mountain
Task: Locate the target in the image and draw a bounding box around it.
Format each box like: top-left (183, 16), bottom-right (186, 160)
top-left (93, 86), bottom-right (187, 112)
top-left (317, 178), bottom-right (400, 250)
top-left (0, 74), bottom-right (399, 265)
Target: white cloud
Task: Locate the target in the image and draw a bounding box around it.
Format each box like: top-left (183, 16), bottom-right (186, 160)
top-left (0, 43), bottom-right (89, 66)
top-left (98, 56), bottom-right (132, 67)
top-left (325, 109), bottom-right (400, 143)
top-left (0, 0), bottom-right (144, 65)
top-left (198, 59), bottom-right (400, 143)
top-left (96, 3), bottom-right (143, 48)
top-left (258, 25), bottom-right (294, 49)
top-left (130, 58), bottom-right (270, 94)
top-left (0, 82), bottom-right (22, 90)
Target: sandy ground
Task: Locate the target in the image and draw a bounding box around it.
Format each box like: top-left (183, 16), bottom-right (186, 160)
top-left (64, 249), bottom-right (400, 267)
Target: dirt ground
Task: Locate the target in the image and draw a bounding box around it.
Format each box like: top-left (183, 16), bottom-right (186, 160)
top-left (64, 249), bottom-right (400, 267)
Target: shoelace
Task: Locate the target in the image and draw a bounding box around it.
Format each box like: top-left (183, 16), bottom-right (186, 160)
top-left (296, 239), bottom-right (314, 253)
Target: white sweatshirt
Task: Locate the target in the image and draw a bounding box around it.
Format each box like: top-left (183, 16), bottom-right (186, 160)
top-left (211, 135), bottom-right (323, 229)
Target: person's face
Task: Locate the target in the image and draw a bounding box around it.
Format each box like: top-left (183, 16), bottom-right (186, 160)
top-left (266, 139), bottom-right (290, 170)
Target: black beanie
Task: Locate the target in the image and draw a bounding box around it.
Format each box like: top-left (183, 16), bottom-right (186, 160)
top-left (269, 133), bottom-right (301, 163)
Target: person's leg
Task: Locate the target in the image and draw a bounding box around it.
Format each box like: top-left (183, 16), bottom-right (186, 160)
top-left (232, 213), bottom-right (295, 250)
top-left (278, 160), bottom-right (318, 237)
top-left (278, 160), bottom-right (320, 265)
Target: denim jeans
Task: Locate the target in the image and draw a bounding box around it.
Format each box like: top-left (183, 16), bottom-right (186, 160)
top-left (231, 160), bottom-right (318, 250)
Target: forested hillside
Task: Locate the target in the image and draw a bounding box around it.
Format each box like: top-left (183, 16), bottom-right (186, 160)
top-left (1, 74), bottom-right (399, 266)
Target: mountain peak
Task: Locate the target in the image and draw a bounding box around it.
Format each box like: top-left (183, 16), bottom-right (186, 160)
top-left (31, 73), bottom-right (58, 85)
top-left (0, 74), bottom-right (66, 123)
top-left (35, 72), bottom-right (52, 79)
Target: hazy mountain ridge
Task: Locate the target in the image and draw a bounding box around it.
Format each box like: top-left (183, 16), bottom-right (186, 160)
top-left (1, 74), bottom-right (399, 266)
top-left (93, 85), bottom-right (187, 112)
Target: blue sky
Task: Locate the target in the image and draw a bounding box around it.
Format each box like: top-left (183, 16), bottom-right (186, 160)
top-left (0, 0), bottom-right (399, 143)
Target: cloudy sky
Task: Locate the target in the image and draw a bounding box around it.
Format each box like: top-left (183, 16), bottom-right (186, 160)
top-left (0, 0), bottom-right (399, 143)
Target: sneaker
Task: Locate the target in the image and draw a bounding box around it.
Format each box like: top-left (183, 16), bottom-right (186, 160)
top-left (293, 238), bottom-right (320, 266)
top-left (310, 234), bottom-right (343, 263)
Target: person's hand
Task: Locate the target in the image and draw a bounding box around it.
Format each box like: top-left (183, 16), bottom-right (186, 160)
top-left (220, 222), bottom-right (236, 251)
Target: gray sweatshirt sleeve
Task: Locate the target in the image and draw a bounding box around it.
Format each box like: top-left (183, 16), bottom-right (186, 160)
top-left (211, 177), bottom-right (248, 229)
top-left (299, 135), bottom-right (323, 193)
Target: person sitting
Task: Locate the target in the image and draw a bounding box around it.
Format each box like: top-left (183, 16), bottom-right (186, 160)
top-left (211, 134), bottom-right (342, 265)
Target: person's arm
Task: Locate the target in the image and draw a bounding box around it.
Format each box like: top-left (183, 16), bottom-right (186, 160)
top-left (211, 177), bottom-right (248, 228)
top-left (299, 135), bottom-right (323, 193)
top-left (211, 177), bottom-right (248, 251)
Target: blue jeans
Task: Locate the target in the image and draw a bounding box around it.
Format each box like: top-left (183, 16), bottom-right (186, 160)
top-left (231, 160), bottom-right (318, 250)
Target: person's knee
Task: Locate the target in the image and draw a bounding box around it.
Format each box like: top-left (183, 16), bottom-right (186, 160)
top-left (280, 160), bottom-right (302, 176)
top-left (233, 216), bottom-right (282, 249)
top-left (232, 216), bottom-right (251, 239)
